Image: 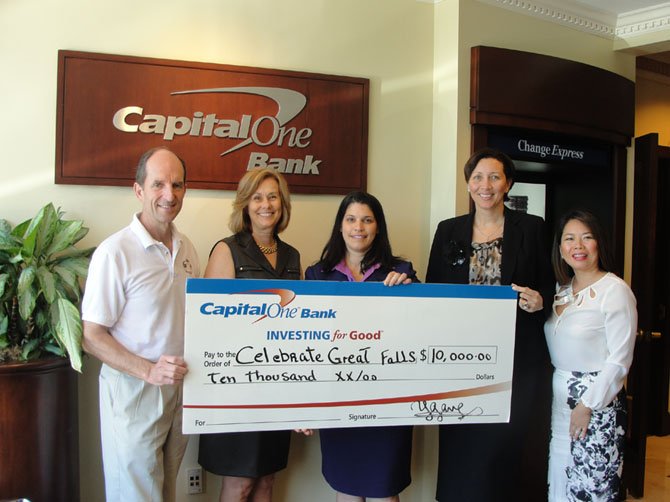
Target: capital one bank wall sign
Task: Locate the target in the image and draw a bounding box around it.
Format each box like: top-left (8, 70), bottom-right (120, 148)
top-left (56, 51), bottom-right (369, 194)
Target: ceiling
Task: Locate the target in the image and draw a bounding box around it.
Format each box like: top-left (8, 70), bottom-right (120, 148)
top-left (472, 0), bottom-right (670, 68)
top-left (574, 0), bottom-right (666, 16)
top-left (475, 0), bottom-right (670, 39)
top-left (576, 0), bottom-right (670, 66)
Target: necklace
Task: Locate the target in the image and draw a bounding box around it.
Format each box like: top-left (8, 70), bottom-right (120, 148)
top-left (554, 272), bottom-right (606, 306)
top-left (554, 283), bottom-right (576, 306)
top-left (474, 218), bottom-right (504, 242)
top-left (256, 240), bottom-right (278, 255)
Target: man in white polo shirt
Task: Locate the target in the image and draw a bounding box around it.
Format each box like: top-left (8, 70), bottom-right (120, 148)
top-left (82, 147), bottom-right (200, 502)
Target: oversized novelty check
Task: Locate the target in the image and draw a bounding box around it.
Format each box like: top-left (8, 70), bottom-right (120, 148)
top-left (183, 279), bottom-right (517, 434)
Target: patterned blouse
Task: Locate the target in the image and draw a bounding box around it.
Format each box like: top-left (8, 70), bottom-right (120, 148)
top-left (469, 237), bottom-right (502, 285)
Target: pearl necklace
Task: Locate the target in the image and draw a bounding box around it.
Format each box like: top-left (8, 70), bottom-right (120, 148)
top-left (256, 240), bottom-right (277, 255)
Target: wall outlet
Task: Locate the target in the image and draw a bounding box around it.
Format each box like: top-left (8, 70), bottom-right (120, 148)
top-left (187, 467), bottom-right (203, 494)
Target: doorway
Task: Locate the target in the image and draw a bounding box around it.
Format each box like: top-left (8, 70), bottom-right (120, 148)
top-left (628, 133), bottom-right (670, 497)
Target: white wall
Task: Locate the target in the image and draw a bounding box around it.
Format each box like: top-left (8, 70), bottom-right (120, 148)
top-left (0, 0), bottom-right (640, 500)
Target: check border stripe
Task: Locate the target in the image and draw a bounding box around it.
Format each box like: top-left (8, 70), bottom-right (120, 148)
top-left (184, 381), bottom-right (512, 409)
top-left (187, 278), bottom-right (517, 299)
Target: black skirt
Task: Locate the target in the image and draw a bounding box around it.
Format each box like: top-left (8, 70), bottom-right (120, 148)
top-left (198, 430), bottom-right (291, 478)
top-left (436, 362), bottom-right (551, 501)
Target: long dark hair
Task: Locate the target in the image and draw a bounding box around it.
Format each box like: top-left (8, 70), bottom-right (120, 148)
top-left (318, 191), bottom-right (400, 273)
top-left (551, 209), bottom-right (614, 285)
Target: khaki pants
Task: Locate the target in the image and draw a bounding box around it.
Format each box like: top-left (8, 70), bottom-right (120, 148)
top-left (99, 364), bottom-right (188, 502)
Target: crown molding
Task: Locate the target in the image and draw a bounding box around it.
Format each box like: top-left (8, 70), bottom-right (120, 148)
top-left (475, 0), bottom-right (616, 37)
top-left (476, 0), bottom-right (670, 41)
top-left (616, 4), bottom-right (670, 38)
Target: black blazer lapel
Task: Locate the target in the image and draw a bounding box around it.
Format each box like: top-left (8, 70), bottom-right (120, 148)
top-left (501, 208), bottom-right (522, 286)
top-left (451, 213), bottom-right (475, 284)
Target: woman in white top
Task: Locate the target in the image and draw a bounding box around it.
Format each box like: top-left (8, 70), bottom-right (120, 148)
top-left (544, 210), bottom-right (637, 501)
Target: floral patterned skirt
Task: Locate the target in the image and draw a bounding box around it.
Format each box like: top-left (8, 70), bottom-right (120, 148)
top-left (548, 369), bottom-right (627, 501)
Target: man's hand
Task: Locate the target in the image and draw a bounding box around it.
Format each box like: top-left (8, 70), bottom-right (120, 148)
top-left (147, 355), bottom-right (188, 385)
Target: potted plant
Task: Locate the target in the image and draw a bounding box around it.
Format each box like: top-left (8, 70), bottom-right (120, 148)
top-left (0, 202), bottom-right (93, 368)
top-left (0, 203), bottom-right (94, 502)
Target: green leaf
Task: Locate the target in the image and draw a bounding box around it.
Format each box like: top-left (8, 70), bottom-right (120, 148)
top-left (55, 279), bottom-right (79, 303)
top-left (34, 309), bottom-right (47, 328)
top-left (45, 220), bottom-right (84, 256)
top-left (71, 226), bottom-right (90, 245)
top-left (49, 245), bottom-right (95, 262)
top-left (54, 256), bottom-right (91, 279)
top-left (44, 342), bottom-right (65, 357)
top-left (52, 264), bottom-right (81, 302)
top-left (0, 219), bottom-right (11, 234)
top-left (21, 337), bottom-right (40, 360)
top-left (50, 298), bottom-right (83, 372)
top-left (0, 313), bottom-right (7, 335)
top-left (33, 204), bottom-right (59, 258)
top-left (36, 266), bottom-right (57, 304)
top-left (17, 265), bottom-right (36, 294)
top-left (10, 218), bottom-right (30, 239)
top-left (21, 234), bottom-right (36, 263)
top-left (0, 273), bottom-right (8, 298)
top-left (20, 208), bottom-right (45, 259)
top-left (18, 289), bottom-right (37, 321)
top-left (17, 266), bottom-right (37, 320)
top-left (9, 252), bottom-right (26, 264)
top-left (0, 230), bottom-right (22, 253)
top-left (22, 203), bottom-right (53, 237)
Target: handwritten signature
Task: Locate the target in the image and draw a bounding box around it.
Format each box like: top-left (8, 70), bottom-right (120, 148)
top-left (410, 400), bottom-right (484, 422)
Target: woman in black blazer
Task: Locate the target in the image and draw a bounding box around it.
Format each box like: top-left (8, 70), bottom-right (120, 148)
top-left (427, 148), bottom-right (554, 502)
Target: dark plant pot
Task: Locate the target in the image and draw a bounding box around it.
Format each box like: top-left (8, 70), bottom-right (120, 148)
top-left (0, 357), bottom-right (79, 502)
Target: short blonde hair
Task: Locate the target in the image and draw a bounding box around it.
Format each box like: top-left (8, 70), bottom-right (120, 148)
top-left (229, 168), bottom-right (292, 234)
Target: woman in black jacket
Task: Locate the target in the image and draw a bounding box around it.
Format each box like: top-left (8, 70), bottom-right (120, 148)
top-left (427, 148), bottom-right (554, 502)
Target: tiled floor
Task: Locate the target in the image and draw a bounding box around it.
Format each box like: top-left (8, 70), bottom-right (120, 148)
top-left (627, 435), bottom-right (670, 501)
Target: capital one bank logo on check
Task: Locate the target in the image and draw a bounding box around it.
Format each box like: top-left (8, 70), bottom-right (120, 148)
top-left (198, 288), bottom-right (332, 321)
top-left (197, 288), bottom-right (386, 343)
